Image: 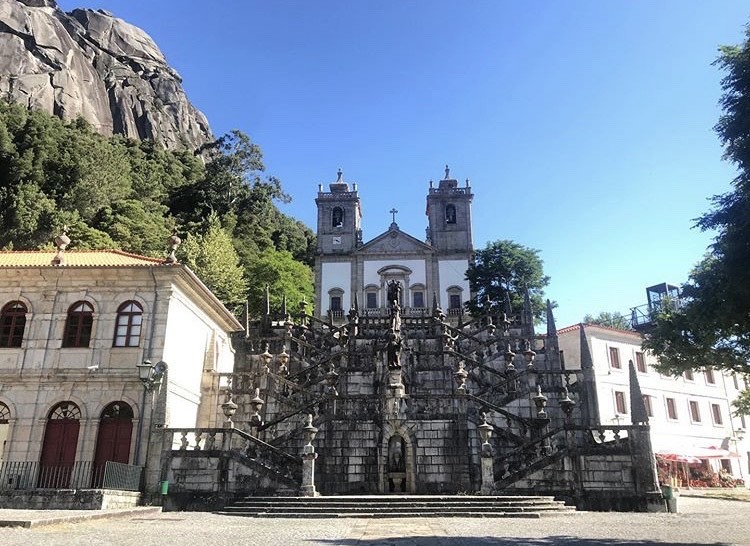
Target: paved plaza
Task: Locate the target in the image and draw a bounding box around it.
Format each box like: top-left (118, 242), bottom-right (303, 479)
top-left (0, 496), bottom-right (749, 546)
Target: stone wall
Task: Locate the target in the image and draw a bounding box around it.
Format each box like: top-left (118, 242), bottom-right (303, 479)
top-left (0, 490), bottom-right (140, 510)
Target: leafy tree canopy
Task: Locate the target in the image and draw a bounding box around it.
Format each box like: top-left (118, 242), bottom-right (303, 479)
top-left (465, 239), bottom-right (550, 321)
top-left (245, 249), bottom-right (314, 317)
top-left (179, 213), bottom-right (247, 313)
top-left (643, 26), bottom-right (750, 415)
top-left (583, 311), bottom-right (631, 330)
top-left (0, 99), bottom-right (315, 313)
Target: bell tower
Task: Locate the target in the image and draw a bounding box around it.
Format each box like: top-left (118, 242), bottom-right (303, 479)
top-left (426, 165), bottom-right (474, 254)
top-left (315, 169), bottom-right (362, 254)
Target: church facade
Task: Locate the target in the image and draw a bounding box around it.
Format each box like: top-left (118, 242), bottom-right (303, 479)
top-left (314, 168), bottom-right (473, 321)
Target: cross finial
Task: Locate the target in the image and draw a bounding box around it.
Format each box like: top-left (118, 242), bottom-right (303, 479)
top-left (444, 164), bottom-right (450, 179)
top-left (389, 208), bottom-right (398, 223)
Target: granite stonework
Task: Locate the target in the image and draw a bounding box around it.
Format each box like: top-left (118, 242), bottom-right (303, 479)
top-left (0, 489), bottom-right (140, 510)
top-left (157, 172), bottom-right (665, 512)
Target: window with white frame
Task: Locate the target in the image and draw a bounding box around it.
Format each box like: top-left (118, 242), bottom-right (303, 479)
top-left (635, 351), bottom-right (646, 373)
top-left (328, 288), bottom-right (344, 318)
top-left (665, 397), bottom-right (678, 420)
top-left (609, 347), bottom-right (621, 369)
top-left (642, 395), bottom-right (654, 418)
top-left (688, 400), bottom-right (702, 423)
top-left (614, 391), bottom-right (628, 415)
top-left (711, 403), bottom-right (723, 426)
top-left (364, 285), bottom-right (379, 310)
top-left (447, 286), bottom-right (463, 316)
top-left (704, 368), bottom-right (716, 385)
top-left (684, 369), bottom-right (694, 381)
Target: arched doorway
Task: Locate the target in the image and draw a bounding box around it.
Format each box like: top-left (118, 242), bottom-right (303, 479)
top-left (39, 402), bottom-right (81, 488)
top-left (92, 402), bottom-right (134, 487)
top-left (387, 435), bottom-right (407, 493)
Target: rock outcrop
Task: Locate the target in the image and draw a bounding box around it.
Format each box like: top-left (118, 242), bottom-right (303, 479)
top-left (0, 0), bottom-right (212, 151)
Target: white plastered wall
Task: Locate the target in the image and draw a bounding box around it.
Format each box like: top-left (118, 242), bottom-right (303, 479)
top-left (437, 259), bottom-right (470, 306)
top-left (321, 262), bottom-right (352, 311)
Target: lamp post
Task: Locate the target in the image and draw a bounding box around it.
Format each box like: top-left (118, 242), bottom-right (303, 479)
top-left (134, 360), bottom-right (167, 466)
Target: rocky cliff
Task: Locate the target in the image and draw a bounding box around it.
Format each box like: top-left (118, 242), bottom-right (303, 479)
top-left (0, 0), bottom-right (212, 151)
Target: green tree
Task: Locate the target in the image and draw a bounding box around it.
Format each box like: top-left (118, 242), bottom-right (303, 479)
top-left (245, 249), bottom-right (314, 317)
top-left (465, 239), bottom-right (550, 321)
top-left (583, 311), bottom-right (631, 330)
top-left (178, 213), bottom-right (247, 312)
top-left (643, 26), bottom-right (750, 415)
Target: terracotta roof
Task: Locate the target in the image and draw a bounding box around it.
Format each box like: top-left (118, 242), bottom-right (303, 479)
top-left (557, 323), bottom-right (641, 338)
top-left (0, 250), bottom-right (167, 267)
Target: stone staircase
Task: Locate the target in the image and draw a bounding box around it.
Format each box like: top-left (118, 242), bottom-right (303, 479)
top-left (215, 495), bottom-right (576, 518)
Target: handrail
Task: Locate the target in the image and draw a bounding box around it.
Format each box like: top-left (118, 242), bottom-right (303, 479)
top-left (464, 392), bottom-right (532, 427)
top-left (258, 398), bottom-right (323, 432)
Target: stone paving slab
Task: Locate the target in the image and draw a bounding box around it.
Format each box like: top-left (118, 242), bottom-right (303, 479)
top-left (0, 506), bottom-right (161, 528)
top-left (0, 497), bottom-right (748, 545)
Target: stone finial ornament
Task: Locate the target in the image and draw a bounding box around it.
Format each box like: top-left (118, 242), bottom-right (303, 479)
top-left (165, 230), bottom-right (181, 264)
top-left (51, 226), bottom-right (71, 266)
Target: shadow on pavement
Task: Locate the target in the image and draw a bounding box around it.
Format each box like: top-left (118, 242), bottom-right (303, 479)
top-left (314, 537), bottom-right (730, 546)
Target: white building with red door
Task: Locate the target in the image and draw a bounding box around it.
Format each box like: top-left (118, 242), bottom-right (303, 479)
top-left (0, 248), bottom-right (242, 492)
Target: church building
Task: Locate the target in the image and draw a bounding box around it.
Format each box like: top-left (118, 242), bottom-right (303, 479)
top-left (314, 166), bottom-right (474, 321)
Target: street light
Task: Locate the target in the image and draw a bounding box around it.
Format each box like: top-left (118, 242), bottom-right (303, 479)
top-left (137, 360), bottom-right (168, 391)
top-left (134, 360), bottom-right (168, 467)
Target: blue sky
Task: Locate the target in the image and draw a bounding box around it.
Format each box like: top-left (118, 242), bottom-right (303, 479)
top-left (58, 1), bottom-right (750, 328)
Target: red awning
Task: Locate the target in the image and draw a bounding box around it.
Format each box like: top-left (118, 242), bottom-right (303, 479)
top-left (656, 446), bottom-right (739, 460)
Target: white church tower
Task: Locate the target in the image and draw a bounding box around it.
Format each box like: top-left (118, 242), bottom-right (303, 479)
top-left (314, 167), bottom-right (474, 322)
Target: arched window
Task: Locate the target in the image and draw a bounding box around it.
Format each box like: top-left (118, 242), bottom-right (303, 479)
top-left (447, 286), bottom-right (464, 316)
top-left (113, 301), bottom-right (143, 347)
top-left (328, 288), bottom-right (344, 319)
top-left (445, 204), bottom-right (457, 224)
top-left (0, 301), bottom-right (27, 348)
top-left (0, 402), bottom-right (10, 422)
top-left (63, 301), bottom-right (94, 348)
top-left (332, 206), bottom-right (344, 228)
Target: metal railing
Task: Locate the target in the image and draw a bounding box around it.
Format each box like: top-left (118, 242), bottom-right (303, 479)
top-left (0, 460), bottom-right (142, 491)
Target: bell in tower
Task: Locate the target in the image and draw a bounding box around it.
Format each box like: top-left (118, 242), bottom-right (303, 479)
top-left (425, 165), bottom-right (474, 254)
top-left (315, 169), bottom-right (362, 254)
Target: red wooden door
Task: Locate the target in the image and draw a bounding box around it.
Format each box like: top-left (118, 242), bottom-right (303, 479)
top-left (92, 406), bottom-right (133, 487)
top-left (38, 419), bottom-right (79, 488)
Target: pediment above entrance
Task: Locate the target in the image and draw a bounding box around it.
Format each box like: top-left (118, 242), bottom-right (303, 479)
top-left (356, 226), bottom-right (433, 256)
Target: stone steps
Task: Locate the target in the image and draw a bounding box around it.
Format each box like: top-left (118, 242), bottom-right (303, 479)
top-left (216, 495), bottom-right (576, 518)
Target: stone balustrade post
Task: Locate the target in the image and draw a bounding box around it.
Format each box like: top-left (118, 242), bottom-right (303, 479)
top-left (480, 444), bottom-right (494, 495)
top-left (478, 413), bottom-right (495, 495)
top-left (300, 414), bottom-right (319, 497)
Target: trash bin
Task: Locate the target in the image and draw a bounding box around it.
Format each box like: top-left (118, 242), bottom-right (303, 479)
top-left (661, 485), bottom-right (679, 513)
top-left (160, 480), bottom-right (169, 495)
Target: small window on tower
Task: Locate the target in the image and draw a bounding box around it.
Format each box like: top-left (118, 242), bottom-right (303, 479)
top-left (366, 292), bottom-right (377, 309)
top-left (445, 204), bottom-right (456, 224)
top-left (332, 207), bottom-right (344, 228)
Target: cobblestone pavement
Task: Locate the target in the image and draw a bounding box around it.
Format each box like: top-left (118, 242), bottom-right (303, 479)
top-left (1, 497), bottom-right (748, 546)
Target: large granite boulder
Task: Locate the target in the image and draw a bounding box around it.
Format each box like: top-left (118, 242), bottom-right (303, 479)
top-left (0, 0), bottom-right (212, 150)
